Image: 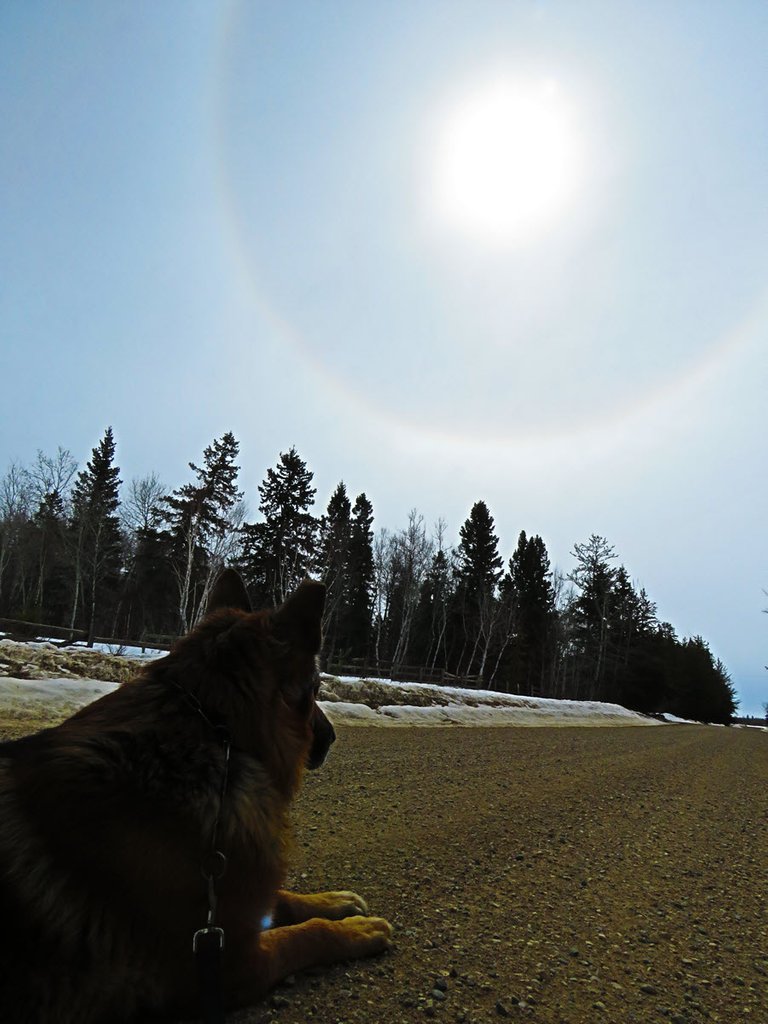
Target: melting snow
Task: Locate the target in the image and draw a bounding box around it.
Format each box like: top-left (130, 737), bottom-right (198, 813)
top-left (0, 674), bottom-right (664, 729)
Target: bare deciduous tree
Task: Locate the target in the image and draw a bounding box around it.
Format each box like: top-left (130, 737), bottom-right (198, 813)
top-left (390, 510), bottom-right (433, 668)
top-left (0, 462), bottom-right (33, 605)
top-left (121, 473), bottom-right (166, 535)
top-left (28, 448), bottom-right (77, 508)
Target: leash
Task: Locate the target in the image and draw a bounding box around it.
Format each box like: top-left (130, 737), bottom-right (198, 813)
top-left (170, 681), bottom-right (231, 1024)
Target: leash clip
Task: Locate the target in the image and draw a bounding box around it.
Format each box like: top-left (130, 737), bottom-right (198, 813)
top-left (193, 926), bottom-right (225, 954)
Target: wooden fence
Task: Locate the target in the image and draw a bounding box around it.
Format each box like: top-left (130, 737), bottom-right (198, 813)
top-left (0, 618), bottom-right (484, 688)
top-left (324, 659), bottom-right (483, 689)
top-left (0, 618), bottom-right (173, 652)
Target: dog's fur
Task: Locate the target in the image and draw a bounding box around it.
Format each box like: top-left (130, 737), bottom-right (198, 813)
top-left (0, 571), bottom-right (392, 1023)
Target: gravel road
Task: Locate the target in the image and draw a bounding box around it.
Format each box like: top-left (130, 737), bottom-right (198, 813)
top-left (2, 701), bottom-right (765, 1023)
top-left (233, 725), bottom-right (767, 1024)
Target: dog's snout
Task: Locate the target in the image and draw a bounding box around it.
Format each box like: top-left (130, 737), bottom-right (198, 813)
top-left (307, 705), bottom-right (335, 769)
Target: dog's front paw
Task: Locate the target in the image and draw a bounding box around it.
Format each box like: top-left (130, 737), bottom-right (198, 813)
top-left (332, 915), bottom-right (394, 956)
top-left (310, 890), bottom-right (370, 920)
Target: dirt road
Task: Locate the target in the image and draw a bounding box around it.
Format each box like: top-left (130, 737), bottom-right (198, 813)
top-left (235, 725), bottom-right (767, 1024)
top-left (2, 699), bottom-right (765, 1022)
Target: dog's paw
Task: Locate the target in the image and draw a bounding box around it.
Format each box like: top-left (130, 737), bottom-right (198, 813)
top-left (310, 890), bottom-right (370, 920)
top-left (334, 915), bottom-right (394, 956)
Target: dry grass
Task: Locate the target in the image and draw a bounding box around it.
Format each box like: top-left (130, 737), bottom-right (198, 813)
top-left (0, 639), bottom-right (143, 685)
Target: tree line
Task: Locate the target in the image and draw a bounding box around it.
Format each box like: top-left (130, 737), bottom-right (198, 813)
top-left (0, 428), bottom-right (738, 724)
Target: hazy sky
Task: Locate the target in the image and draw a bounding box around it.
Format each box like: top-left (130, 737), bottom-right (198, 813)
top-left (1, 1), bottom-right (766, 714)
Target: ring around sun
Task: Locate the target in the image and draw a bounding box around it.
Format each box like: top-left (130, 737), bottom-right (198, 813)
top-left (430, 77), bottom-right (583, 244)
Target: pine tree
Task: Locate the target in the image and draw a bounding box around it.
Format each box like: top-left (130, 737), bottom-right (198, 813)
top-left (162, 432), bottom-right (243, 631)
top-left (68, 427), bottom-right (123, 643)
top-left (240, 447), bottom-right (318, 607)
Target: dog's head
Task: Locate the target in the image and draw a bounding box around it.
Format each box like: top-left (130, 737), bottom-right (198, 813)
top-left (190, 569), bottom-right (335, 780)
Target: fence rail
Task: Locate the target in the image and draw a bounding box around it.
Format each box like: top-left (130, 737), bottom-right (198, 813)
top-left (0, 618), bottom-right (173, 652)
top-left (324, 660), bottom-right (483, 689)
top-left (0, 618), bottom-right (486, 687)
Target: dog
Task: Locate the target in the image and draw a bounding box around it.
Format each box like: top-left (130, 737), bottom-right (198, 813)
top-left (0, 570), bottom-right (392, 1023)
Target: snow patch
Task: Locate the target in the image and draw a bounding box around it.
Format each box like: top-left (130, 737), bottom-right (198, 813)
top-left (0, 645), bottom-right (741, 731)
top-left (320, 675), bottom-right (662, 727)
top-left (0, 677), bottom-right (119, 726)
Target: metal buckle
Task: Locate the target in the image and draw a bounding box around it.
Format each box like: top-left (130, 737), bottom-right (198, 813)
top-left (193, 926), bottom-right (225, 953)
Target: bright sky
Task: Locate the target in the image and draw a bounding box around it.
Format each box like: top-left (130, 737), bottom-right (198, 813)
top-left (1, 1), bottom-right (766, 714)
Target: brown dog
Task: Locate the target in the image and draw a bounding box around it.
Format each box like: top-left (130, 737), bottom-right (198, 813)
top-left (0, 571), bottom-right (392, 1022)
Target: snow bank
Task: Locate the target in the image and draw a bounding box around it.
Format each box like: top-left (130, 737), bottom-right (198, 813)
top-left (0, 675), bottom-right (662, 730)
top-left (0, 677), bottom-right (118, 726)
top-left (323, 697), bottom-right (660, 728)
top-left (321, 675), bottom-right (662, 727)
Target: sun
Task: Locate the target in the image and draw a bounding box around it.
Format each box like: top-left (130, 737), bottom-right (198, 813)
top-left (430, 77), bottom-right (583, 244)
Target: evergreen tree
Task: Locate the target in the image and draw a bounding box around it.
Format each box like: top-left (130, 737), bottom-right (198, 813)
top-left (68, 427), bottom-right (123, 643)
top-left (162, 432), bottom-right (243, 631)
top-left (663, 635), bottom-right (738, 724)
top-left (240, 447), bottom-right (317, 607)
top-left (411, 543), bottom-right (454, 670)
top-left (455, 501), bottom-right (504, 678)
top-left (345, 492), bottom-right (375, 659)
top-left (626, 620), bottom-right (677, 714)
top-left (711, 658), bottom-right (739, 724)
top-left (457, 501), bottom-right (504, 597)
top-left (605, 567), bottom-right (658, 709)
top-left (500, 531), bottom-right (556, 694)
top-left (317, 481), bottom-right (352, 663)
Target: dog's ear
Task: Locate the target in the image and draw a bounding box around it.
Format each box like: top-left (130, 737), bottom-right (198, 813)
top-left (207, 568), bottom-right (252, 614)
top-left (273, 580), bottom-right (326, 654)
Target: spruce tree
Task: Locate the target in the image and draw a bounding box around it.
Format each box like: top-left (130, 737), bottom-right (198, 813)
top-left (503, 531), bottom-right (556, 694)
top-left (68, 427), bottom-right (123, 643)
top-left (317, 481), bottom-right (352, 663)
top-left (240, 447), bottom-right (318, 607)
top-left (455, 501), bottom-right (504, 678)
top-left (457, 501), bottom-right (504, 596)
top-left (345, 492), bottom-right (375, 660)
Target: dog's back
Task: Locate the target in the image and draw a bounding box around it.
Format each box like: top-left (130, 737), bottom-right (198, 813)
top-left (0, 594), bottom-right (324, 1023)
top-left (0, 692), bottom-right (211, 1023)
